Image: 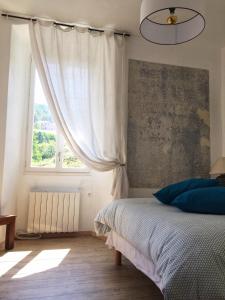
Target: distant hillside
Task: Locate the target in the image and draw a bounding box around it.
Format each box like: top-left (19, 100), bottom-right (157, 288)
top-left (34, 103), bottom-right (55, 131)
top-left (34, 103), bottom-right (53, 122)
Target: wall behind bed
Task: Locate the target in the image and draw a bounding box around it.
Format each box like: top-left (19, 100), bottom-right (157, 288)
top-left (127, 58), bottom-right (210, 189)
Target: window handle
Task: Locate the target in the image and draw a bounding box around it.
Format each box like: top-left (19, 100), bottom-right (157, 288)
top-left (58, 152), bottom-right (61, 162)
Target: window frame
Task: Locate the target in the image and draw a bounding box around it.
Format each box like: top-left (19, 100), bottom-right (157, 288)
top-left (25, 60), bottom-right (89, 174)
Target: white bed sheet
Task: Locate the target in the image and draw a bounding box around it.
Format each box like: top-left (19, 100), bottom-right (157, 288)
top-left (106, 231), bottom-right (163, 291)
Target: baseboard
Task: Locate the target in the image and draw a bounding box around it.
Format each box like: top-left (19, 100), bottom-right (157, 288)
top-left (40, 231), bottom-right (93, 239)
top-left (41, 231), bottom-right (107, 241)
top-left (15, 231), bottom-right (107, 241)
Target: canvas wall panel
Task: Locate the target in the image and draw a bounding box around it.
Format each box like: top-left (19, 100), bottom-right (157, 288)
top-left (127, 59), bottom-right (210, 188)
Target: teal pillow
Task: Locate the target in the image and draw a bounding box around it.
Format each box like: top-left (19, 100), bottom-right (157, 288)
top-left (171, 187), bottom-right (225, 214)
top-left (154, 178), bottom-right (218, 204)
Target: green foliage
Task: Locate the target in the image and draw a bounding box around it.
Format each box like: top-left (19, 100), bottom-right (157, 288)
top-left (63, 145), bottom-right (83, 168)
top-left (32, 130), bottom-right (56, 167)
top-left (31, 103), bottom-right (84, 169)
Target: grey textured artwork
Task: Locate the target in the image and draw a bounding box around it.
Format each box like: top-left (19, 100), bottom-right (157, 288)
top-left (127, 59), bottom-right (210, 188)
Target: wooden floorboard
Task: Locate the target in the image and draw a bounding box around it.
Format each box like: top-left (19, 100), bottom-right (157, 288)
top-left (0, 236), bottom-right (163, 300)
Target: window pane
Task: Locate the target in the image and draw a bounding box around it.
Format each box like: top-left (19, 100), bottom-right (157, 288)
top-left (31, 71), bottom-right (57, 168)
top-left (62, 142), bottom-right (85, 169)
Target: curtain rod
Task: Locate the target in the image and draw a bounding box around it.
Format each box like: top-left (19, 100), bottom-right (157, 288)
top-left (1, 12), bottom-right (130, 37)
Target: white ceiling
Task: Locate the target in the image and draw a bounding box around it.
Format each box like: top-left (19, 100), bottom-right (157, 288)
top-left (0, 0), bottom-right (225, 46)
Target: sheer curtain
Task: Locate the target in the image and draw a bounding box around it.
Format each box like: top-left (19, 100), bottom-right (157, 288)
top-left (29, 21), bottom-right (128, 199)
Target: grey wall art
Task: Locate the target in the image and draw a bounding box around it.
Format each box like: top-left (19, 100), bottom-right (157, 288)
top-left (127, 59), bottom-right (210, 188)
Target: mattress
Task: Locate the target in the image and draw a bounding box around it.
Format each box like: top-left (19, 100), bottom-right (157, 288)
top-left (95, 197), bottom-right (225, 300)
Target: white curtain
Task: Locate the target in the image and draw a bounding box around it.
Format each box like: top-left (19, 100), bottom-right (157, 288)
top-left (29, 21), bottom-right (128, 199)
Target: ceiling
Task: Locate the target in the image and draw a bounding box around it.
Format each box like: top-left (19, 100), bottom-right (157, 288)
top-left (0, 0), bottom-right (225, 47)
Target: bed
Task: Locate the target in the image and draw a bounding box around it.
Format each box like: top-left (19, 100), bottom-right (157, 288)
top-left (95, 198), bottom-right (225, 300)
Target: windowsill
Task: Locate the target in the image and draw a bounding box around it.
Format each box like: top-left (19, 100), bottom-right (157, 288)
top-left (24, 168), bottom-right (91, 176)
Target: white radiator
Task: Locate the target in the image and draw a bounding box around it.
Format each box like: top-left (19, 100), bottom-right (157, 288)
top-left (27, 191), bottom-right (80, 233)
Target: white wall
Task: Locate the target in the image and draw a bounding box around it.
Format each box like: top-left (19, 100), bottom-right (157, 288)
top-left (1, 25), bottom-right (31, 216)
top-left (0, 21), bottom-right (223, 238)
top-left (0, 18), bottom-right (13, 242)
top-left (220, 47), bottom-right (225, 156)
top-left (17, 172), bottom-right (113, 231)
top-left (0, 19), bottom-right (11, 200)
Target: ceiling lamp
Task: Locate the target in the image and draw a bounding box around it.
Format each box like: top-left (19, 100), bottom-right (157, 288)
top-left (140, 0), bottom-right (206, 45)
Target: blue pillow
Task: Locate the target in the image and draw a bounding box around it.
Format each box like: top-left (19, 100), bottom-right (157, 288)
top-left (153, 178), bottom-right (218, 204)
top-left (171, 187), bottom-right (225, 214)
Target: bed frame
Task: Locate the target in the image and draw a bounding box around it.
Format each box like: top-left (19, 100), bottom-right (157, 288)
top-left (115, 250), bottom-right (122, 266)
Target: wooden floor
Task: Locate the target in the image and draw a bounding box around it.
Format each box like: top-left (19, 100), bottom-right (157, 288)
top-left (0, 237), bottom-right (163, 300)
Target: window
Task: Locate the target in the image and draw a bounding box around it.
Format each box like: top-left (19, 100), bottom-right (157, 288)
top-left (26, 65), bottom-right (88, 173)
